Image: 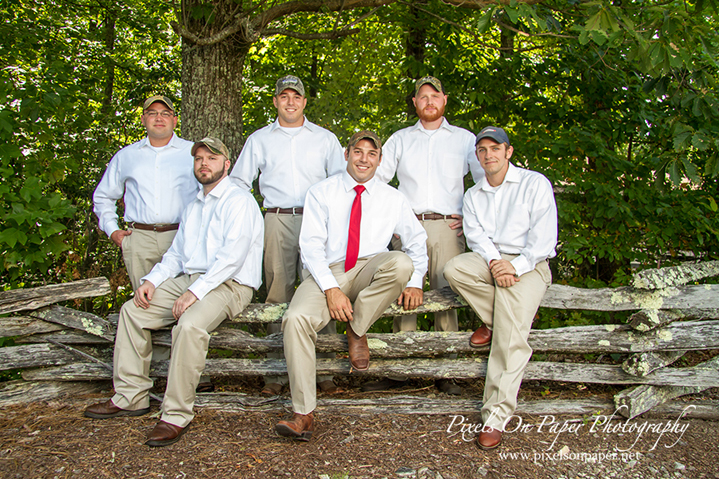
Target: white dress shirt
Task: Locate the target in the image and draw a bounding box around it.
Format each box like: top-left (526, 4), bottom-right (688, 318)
top-left (376, 118), bottom-right (483, 215)
top-left (463, 163), bottom-right (557, 277)
top-left (142, 177), bottom-right (264, 300)
top-left (300, 171), bottom-right (428, 291)
top-left (230, 118), bottom-right (345, 208)
top-left (93, 134), bottom-right (198, 236)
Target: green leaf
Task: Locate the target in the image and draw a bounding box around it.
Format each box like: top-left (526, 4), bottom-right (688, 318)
top-left (477, 10), bottom-right (494, 33)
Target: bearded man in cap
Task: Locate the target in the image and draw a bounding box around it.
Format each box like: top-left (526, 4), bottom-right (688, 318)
top-left (85, 137), bottom-right (264, 447)
top-left (275, 131), bottom-right (428, 441)
top-left (367, 76), bottom-right (483, 395)
top-left (444, 126), bottom-right (557, 450)
top-left (94, 95), bottom-right (198, 290)
top-left (230, 75), bottom-right (345, 395)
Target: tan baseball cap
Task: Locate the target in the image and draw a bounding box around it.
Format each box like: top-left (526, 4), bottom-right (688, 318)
top-left (414, 76), bottom-right (444, 95)
top-left (143, 95), bottom-right (175, 112)
top-left (275, 75), bottom-right (305, 96)
top-left (347, 130), bottom-right (382, 150)
top-left (191, 137), bottom-right (231, 159)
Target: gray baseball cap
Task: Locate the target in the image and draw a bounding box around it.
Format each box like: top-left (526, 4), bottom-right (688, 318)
top-left (475, 126), bottom-right (510, 146)
top-left (191, 137), bottom-right (231, 160)
top-left (143, 95), bottom-right (175, 112)
top-left (347, 130), bottom-right (382, 150)
top-left (275, 75), bottom-right (305, 97)
top-left (414, 76), bottom-right (444, 95)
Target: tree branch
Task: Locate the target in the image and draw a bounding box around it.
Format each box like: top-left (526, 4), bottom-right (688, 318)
top-left (261, 27), bottom-right (361, 40)
top-left (171, 18), bottom-right (246, 46)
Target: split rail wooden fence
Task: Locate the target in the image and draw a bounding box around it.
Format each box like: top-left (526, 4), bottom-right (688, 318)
top-left (1, 261), bottom-right (718, 419)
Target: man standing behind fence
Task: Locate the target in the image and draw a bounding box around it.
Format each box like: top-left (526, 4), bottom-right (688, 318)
top-left (230, 75), bottom-right (345, 396)
top-left (85, 137), bottom-right (263, 447)
top-left (93, 95), bottom-right (197, 290)
top-left (368, 76), bottom-right (482, 395)
top-left (443, 126), bottom-right (557, 450)
top-left (275, 131), bottom-right (428, 441)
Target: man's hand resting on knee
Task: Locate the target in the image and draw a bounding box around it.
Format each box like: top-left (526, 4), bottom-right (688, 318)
top-left (326, 287), bottom-right (354, 322)
top-left (173, 291), bottom-right (198, 319)
top-left (134, 281), bottom-right (156, 309)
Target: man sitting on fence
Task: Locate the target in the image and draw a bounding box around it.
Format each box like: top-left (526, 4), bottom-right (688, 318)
top-left (275, 130), bottom-right (428, 441)
top-left (443, 126), bottom-right (557, 450)
top-left (85, 137), bottom-right (264, 447)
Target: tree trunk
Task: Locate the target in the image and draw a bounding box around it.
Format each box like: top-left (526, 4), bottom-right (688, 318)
top-left (180, 0), bottom-right (250, 157)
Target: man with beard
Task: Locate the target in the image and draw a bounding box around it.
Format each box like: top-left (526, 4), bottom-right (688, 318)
top-left (94, 95), bottom-right (198, 291)
top-left (230, 75), bottom-right (344, 396)
top-left (275, 131), bottom-right (427, 441)
top-left (365, 76), bottom-right (482, 395)
top-left (85, 137), bottom-right (264, 447)
top-left (444, 126), bottom-right (557, 449)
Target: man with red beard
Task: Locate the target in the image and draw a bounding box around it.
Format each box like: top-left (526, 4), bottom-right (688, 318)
top-left (366, 76), bottom-right (483, 395)
top-left (85, 137), bottom-right (264, 447)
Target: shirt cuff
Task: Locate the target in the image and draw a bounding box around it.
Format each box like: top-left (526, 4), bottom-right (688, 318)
top-left (106, 221), bottom-right (121, 238)
top-left (316, 271), bottom-right (340, 292)
top-left (188, 277), bottom-right (213, 301)
top-left (511, 255), bottom-right (532, 277)
top-left (141, 271), bottom-right (165, 290)
top-left (407, 272), bottom-right (424, 289)
top-left (481, 250), bottom-right (502, 266)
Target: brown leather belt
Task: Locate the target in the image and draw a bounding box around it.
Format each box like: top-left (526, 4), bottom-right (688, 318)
top-left (129, 222), bottom-right (179, 232)
top-left (416, 213), bottom-right (453, 220)
top-left (266, 207), bottom-right (303, 215)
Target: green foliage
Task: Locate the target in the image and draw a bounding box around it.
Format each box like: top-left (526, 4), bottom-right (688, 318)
top-left (2, 0), bottom-right (719, 327)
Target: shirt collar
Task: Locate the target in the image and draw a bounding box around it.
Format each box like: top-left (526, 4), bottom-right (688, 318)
top-left (479, 163), bottom-right (520, 191)
top-left (341, 170), bottom-right (378, 194)
top-left (198, 176), bottom-right (231, 202)
top-left (410, 117), bottom-right (453, 135)
top-left (268, 116), bottom-right (314, 134)
top-left (140, 132), bottom-right (180, 149)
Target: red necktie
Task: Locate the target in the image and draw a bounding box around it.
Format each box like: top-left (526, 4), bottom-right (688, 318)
top-left (345, 185), bottom-right (365, 272)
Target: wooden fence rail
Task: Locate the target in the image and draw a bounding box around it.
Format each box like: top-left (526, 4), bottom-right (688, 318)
top-left (1, 263), bottom-right (718, 419)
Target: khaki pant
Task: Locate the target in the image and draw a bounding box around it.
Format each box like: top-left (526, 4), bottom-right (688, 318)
top-left (282, 252), bottom-right (414, 414)
top-left (121, 228), bottom-right (177, 291)
top-left (263, 213), bottom-right (335, 385)
top-left (444, 253), bottom-right (551, 431)
top-left (392, 218), bottom-right (464, 332)
top-left (111, 273), bottom-right (253, 427)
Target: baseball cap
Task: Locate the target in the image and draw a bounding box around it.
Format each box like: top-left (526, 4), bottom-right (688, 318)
top-left (414, 76), bottom-right (444, 95)
top-left (475, 126), bottom-right (511, 146)
top-left (191, 137), bottom-right (231, 159)
top-left (347, 130), bottom-right (382, 150)
top-left (275, 75), bottom-right (305, 97)
top-left (143, 95), bottom-right (175, 112)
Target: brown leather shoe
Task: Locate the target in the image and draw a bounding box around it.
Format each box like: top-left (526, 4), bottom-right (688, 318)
top-left (145, 420), bottom-right (190, 447)
top-left (275, 412), bottom-right (314, 441)
top-left (261, 382), bottom-right (283, 396)
top-left (477, 427), bottom-right (502, 450)
top-left (317, 380), bottom-right (339, 394)
top-left (470, 324), bottom-right (492, 348)
top-left (346, 323), bottom-right (369, 371)
top-left (84, 400), bottom-right (150, 419)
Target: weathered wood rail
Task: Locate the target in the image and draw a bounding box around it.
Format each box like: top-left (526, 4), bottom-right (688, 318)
top-left (1, 262), bottom-right (718, 420)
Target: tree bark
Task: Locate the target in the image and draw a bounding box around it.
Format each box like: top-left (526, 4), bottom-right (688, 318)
top-left (180, 0), bottom-right (250, 156)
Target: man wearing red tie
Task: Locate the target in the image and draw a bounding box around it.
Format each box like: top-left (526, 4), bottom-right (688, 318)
top-left (275, 131), bottom-right (428, 441)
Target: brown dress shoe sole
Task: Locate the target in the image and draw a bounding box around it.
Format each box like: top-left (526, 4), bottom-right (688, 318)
top-left (84, 406), bottom-right (151, 419)
top-left (145, 423), bottom-right (190, 447)
top-left (275, 423), bottom-right (313, 442)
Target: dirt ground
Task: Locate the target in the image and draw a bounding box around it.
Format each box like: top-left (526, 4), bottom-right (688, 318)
top-left (1, 379), bottom-right (718, 479)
